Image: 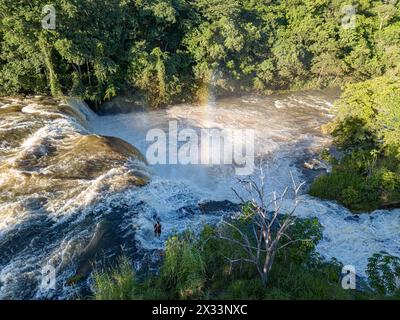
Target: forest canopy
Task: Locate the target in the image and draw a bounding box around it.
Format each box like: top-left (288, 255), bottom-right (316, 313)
top-left (1, 0), bottom-right (399, 108)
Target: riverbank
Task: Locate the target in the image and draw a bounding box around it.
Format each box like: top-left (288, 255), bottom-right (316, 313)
top-left (309, 77), bottom-right (400, 213)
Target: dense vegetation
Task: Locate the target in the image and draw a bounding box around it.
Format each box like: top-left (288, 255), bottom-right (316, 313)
top-left (93, 220), bottom-right (400, 300)
top-left (1, 0), bottom-right (399, 299)
top-left (93, 219), bottom-right (348, 300)
top-left (310, 76), bottom-right (400, 212)
top-left (1, 0), bottom-right (399, 108)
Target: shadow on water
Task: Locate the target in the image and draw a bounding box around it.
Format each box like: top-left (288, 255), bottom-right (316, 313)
top-left (0, 197), bottom-right (139, 299)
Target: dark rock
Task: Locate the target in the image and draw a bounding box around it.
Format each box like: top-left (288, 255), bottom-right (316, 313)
top-left (198, 200), bottom-right (241, 214)
top-left (344, 215), bottom-right (360, 222)
top-left (66, 274), bottom-right (85, 286)
top-left (97, 93), bottom-right (147, 115)
top-left (175, 200), bottom-right (241, 218)
top-left (177, 205), bottom-right (201, 218)
top-left (303, 158), bottom-right (332, 172)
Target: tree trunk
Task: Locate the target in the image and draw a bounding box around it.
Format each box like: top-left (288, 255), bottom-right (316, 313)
top-left (39, 35), bottom-right (62, 97)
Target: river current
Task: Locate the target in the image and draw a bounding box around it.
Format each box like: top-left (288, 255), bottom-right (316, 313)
top-left (1, 90), bottom-right (399, 299)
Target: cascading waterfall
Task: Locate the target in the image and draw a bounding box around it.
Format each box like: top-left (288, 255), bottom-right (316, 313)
top-left (90, 89), bottom-right (400, 280)
top-left (0, 90), bottom-right (399, 299)
top-left (0, 96), bottom-right (149, 299)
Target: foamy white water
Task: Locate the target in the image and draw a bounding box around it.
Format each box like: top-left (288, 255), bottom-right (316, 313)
top-left (90, 90), bottom-right (400, 278)
top-left (1, 91), bottom-right (399, 300)
top-left (0, 97), bottom-right (149, 299)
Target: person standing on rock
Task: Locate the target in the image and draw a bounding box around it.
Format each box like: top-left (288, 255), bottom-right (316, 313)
top-left (154, 221), bottom-right (162, 238)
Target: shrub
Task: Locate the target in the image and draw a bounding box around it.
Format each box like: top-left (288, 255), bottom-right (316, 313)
top-left (93, 257), bottom-right (138, 300)
top-left (222, 279), bottom-right (266, 300)
top-left (309, 149), bottom-right (399, 212)
top-left (160, 233), bottom-right (206, 299)
top-left (367, 253), bottom-right (400, 296)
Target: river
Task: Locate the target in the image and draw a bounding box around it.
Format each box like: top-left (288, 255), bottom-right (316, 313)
top-left (0, 91), bottom-right (399, 299)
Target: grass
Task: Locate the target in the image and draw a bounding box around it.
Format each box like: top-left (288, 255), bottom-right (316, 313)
top-left (92, 257), bottom-right (139, 300)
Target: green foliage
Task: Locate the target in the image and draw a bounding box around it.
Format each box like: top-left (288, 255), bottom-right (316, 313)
top-left (367, 252), bottom-right (400, 296)
top-left (199, 221), bottom-right (254, 282)
top-left (311, 76), bottom-right (400, 212)
top-left (221, 279), bottom-right (266, 300)
top-left (93, 256), bottom-right (139, 300)
top-left (1, 1), bottom-right (400, 106)
top-left (92, 220), bottom-right (398, 300)
top-left (159, 232), bottom-right (206, 299)
top-left (267, 257), bottom-right (351, 300)
top-left (164, 218), bottom-right (350, 300)
top-left (310, 161), bottom-right (381, 212)
top-left (0, 0), bottom-right (193, 107)
top-left (277, 217), bottom-right (323, 265)
top-left (92, 219), bottom-right (345, 300)
top-left (332, 76), bottom-right (400, 155)
top-left (128, 45), bottom-right (190, 108)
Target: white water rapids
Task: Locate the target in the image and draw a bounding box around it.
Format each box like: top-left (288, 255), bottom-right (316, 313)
top-left (90, 90), bottom-right (400, 277)
top-left (0, 90), bottom-right (399, 299)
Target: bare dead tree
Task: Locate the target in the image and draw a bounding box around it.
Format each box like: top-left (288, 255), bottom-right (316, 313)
top-left (218, 169), bottom-right (305, 286)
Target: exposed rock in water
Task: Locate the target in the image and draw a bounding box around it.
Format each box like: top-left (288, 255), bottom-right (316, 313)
top-left (198, 200), bottom-right (241, 214)
top-left (177, 200), bottom-right (241, 218)
top-left (303, 158), bottom-right (332, 172)
top-left (41, 135), bottom-right (147, 181)
top-left (97, 92), bottom-right (147, 115)
top-left (0, 96), bottom-right (148, 204)
top-left (344, 215), bottom-right (360, 222)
